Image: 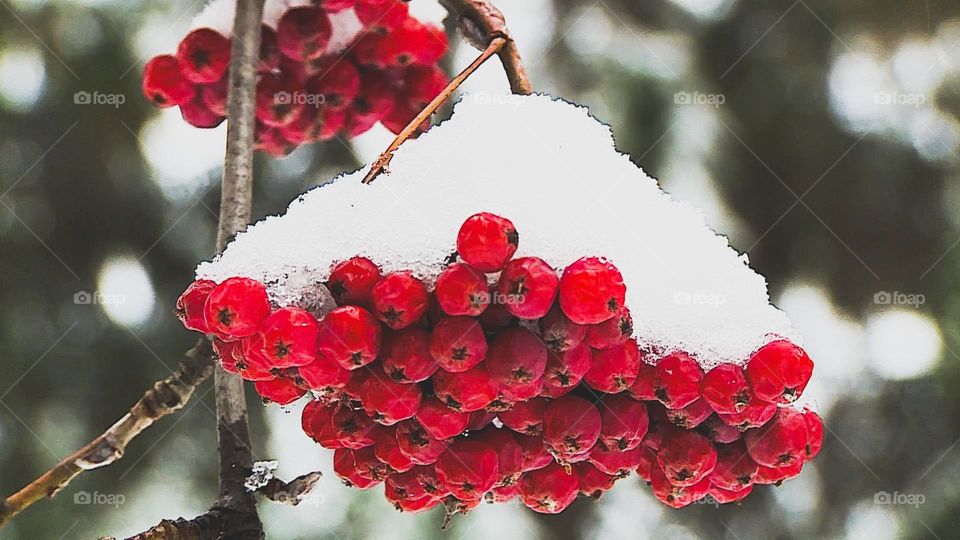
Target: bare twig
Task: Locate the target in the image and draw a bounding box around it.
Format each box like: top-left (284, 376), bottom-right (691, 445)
top-left (0, 340), bottom-right (214, 528)
top-left (257, 472), bottom-right (323, 506)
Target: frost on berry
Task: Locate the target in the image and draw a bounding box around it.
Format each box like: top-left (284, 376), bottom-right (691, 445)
top-left (656, 429), bottom-right (718, 487)
top-left (327, 256), bottom-right (382, 308)
top-left (539, 305), bottom-right (586, 353)
top-left (203, 277), bottom-right (270, 340)
top-left (653, 352), bottom-right (704, 409)
top-left (543, 395), bottom-right (602, 461)
top-left (497, 257), bottom-right (559, 320)
top-left (558, 257), bottom-right (626, 325)
top-left (456, 212), bottom-right (519, 273)
top-left (435, 440), bottom-right (499, 501)
top-left (597, 394), bottom-right (648, 451)
top-left (485, 327), bottom-right (548, 391)
top-left (316, 305), bottom-right (382, 370)
top-left (396, 419), bottom-right (449, 466)
top-left (432, 364), bottom-right (498, 412)
top-left (381, 327), bottom-right (438, 383)
top-left (518, 463), bottom-right (579, 514)
top-left (371, 271), bottom-right (429, 329)
top-left (414, 396), bottom-right (470, 440)
top-left (429, 316), bottom-right (488, 373)
top-left (584, 339), bottom-right (641, 393)
top-left (744, 407), bottom-right (810, 468)
top-left (701, 363), bottom-right (752, 415)
top-left (176, 279), bottom-right (215, 333)
top-left (176, 28), bottom-right (230, 83)
top-left (435, 263), bottom-right (489, 316)
top-left (746, 340), bottom-right (814, 405)
top-left (709, 440), bottom-right (758, 492)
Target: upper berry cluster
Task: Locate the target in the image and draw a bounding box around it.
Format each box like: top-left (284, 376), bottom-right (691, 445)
top-left (142, 0), bottom-right (449, 157)
top-left (176, 211), bottom-right (821, 517)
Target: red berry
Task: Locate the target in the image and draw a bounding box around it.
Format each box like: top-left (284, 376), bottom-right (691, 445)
top-left (543, 395), bottom-right (602, 460)
top-left (709, 440), bottom-right (758, 492)
top-left (515, 433), bottom-right (552, 471)
top-left (203, 277), bottom-right (270, 340)
top-left (584, 339), bottom-right (641, 393)
top-left (487, 484), bottom-right (520, 503)
top-left (176, 279), bottom-right (216, 332)
top-left (518, 463), bottom-right (579, 514)
top-left (539, 305), bottom-right (586, 352)
top-left (476, 288), bottom-right (516, 332)
top-left (374, 427), bottom-right (415, 473)
top-left (212, 339), bottom-right (240, 374)
top-left (403, 64), bottom-right (448, 110)
top-left (396, 419), bottom-right (449, 465)
top-left (411, 464), bottom-right (449, 498)
top-left (316, 305), bottom-right (382, 370)
top-left (746, 340), bottom-right (814, 404)
top-left (589, 444), bottom-right (644, 477)
top-left (306, 61), bottom-right (360, 109)
top-left (301, 400), bottom-right (336, 444)
top-left (414, 396), bottom-right (469, 440)
top-left (497, 257), bottom-right (559, 319)
top-left (429, 316), bottom-right (488, 373)
top-left (635, 445), bottom-right (658, 482)
top-left (327, 256), bottom-right (382, 308)
top-left (435, 263), bottom-right (489, 316)
top-left (753, 461), bottom-right (803, 485)
top-left (702, 415), bottom-right (743, 444)
top-left (498, 397), bottom-right (548, 436)
top-left (381, 327), bottom-right (437, 382)
top-left (432, 365), bottom-right (498, 412)
top-left (745, 407), bottom-right (809, 468)
top-left (331, 405), bottom-right (379, 449)
top-left (349, 75), bottom-right (395, 129)
top-left (472, 428), bottom-right (524, 486)
top-left (486, 327), bottom-right (548, 390)
top-left (541, 343), bottom-right (592, 397)
top-left (276, 7), bottom-right (332, 61)
top-left (665, 398), bottom-right (714, 429)
top-left (372, 271), bottom-right (429, 329)
top-left (803, 408), bottom-right (824, 459)
top-left (179, 97), bottom-right (225, 128)
top-left (385, 469), bottom-right (431, 503)
top-left (585, 308), bottom-right (633, 349)
top-left (597, 394), bottom-right (648, 451)
top-left (177, 28), bottom-right (230, 83)
top-left (200, 77), bottom-right (228, 116)
top-left (717, 396), bottom-right (777, 430)
top-left (708, 484), bottom-right (752, 504)
top-left (701, 363), bottom-right (752, 414)
top-left (558, 257), bottom-right (626, 325)
top-left (333, 448), bottom-right (380, 489)
top-left (653, 352), bottom-right (704, 409)
top-left (254, 377), bottom-right (305, 405)
top-left (627, 361), bottom-right (657, 400)
top-left (456, 212), bottom-right (518, 272)
top-left (467, 410), bottom-right (497, 431)
top-left (255, 72), bottom-right (303, 127)
top-left (254, 124), bottom-right (296, 157)
top-left (297, 352), bottom-right (352, 393)
top-left (650, 461), bottom-right (711, 508)
top-left (574, 461), bottom-right (616, 498)
top-left (322, 0), bottom-right (357, 12)
top-left (657, 429), bottom-right (718, 487)
top-left (355, 0), bottom-right (409, 29)
top-left (143, 55), bottom-right (195, 107)
top-left (359, 369), bottom-right (422, 425)
top-left (255, 307), bottom-right (319, 368)
top-left (258, 25), bottom-right (280, 73)
top-left (435, 440), bottom-right (499, 500)
top-left (236, 336), bottom-right (276, 381)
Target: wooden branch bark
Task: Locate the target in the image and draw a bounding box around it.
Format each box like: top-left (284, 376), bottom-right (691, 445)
top-left (0, 339), bottom-right (214, 528)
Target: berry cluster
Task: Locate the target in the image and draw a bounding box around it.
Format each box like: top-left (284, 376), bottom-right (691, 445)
top-left (176, 212), bottom-right (822, 516)
top-left (142, 0), bottom-right (449, 157)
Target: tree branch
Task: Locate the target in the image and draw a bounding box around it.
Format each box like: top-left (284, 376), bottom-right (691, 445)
top-left (0, 339), bottom-right (214, 528)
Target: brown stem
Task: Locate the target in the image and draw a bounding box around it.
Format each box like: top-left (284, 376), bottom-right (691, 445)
top-left (0, 340), bottom-right (214, 528)
top-left (362, 37), bottom-right (508, 184)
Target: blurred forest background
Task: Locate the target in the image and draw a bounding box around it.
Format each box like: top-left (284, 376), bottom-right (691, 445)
top-left (1, 0), bottom-right (959, 538)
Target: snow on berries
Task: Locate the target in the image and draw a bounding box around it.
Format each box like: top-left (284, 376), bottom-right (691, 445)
top-left (176, 95), bottom-right (826, 516)
top-left (143, 0), bottom-right (450, 156)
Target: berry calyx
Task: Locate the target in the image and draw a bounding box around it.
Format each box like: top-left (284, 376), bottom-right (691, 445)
top-left (276, 7), bottom-right (333, 62)
top-left (539, 305), bottom-right (586, 353)
top-left (142, 55), bottom-right (195, 107)
top-left (584, 339), bottom-right (641, 393)
top-left (656, 429), bottom-right (718, 487)
top-left (316, 305), bottom-right (382, 370)
top-left (701, 363), bottom-right (752, 414)
top-left (744, 407), bottom-right (809, 468)
top-left (327, 256), bottom-right (382, 308)
top-left (543, 395), bottom-right (602, 461)
top-left (203, 277), bottom-right (271, 340)
top-left (435, 440), bottom-right (499, 501)
top-left (558, 257), bottom-right (626, 325)
top-left (396, 419), bottom-right (449, 465)
top-left (456, 212), bottom-right (519, 272)
top-left (380, 327), bottom-right (438, 383)
top-left (518, 463), bottom-right (579, 514)
top-left (485, 327), bottom-right (548, 390)
top-left (709, 440), bottom-right (758, 492)
top-left (652, 352), bottom-right (704, 409)
top-left (432, 364), bottom-right (498, 412)
top-left (429, 316), bottom-right (488, 373)
top-left (541, 343), bottom-right (592, 398)
top-left (256, 306), bottom-right (320, 368)
top-left (176, 28), bottom-right (230, 83)
top-left (746, 340), bottom-right (814, 404)
top-left (597, 394), bottom-right (649, 451)
top-left (371, 271), bottom-right (429, 329)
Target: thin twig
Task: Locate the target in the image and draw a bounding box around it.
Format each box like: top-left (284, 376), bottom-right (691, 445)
top-left (362, 36), bottom-right (508, 184)
top-left (0, 340), bottom-right (214, 528)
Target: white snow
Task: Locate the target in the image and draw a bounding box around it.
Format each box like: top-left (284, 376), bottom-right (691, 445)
top-left (197, 93), bottom-right (800, 369)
